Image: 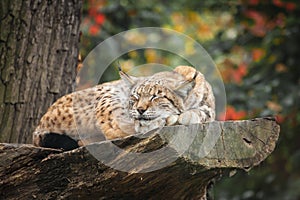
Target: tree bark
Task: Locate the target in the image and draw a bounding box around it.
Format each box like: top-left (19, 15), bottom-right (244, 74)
top-left (0, 0), bottom-right (82, 143)
top-left (0, 118), bottom-right (280, 200)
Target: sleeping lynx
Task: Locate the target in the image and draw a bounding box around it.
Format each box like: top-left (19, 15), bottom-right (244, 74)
top-left (33, 66), bottom-right (215, 150)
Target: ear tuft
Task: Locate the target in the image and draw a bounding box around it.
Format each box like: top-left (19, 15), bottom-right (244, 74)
top-left (118, 62), bottom-right (136, 86)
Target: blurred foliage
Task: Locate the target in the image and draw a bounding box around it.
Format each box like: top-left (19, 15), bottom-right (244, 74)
top-left (80, 0), bottom-right (300, 199)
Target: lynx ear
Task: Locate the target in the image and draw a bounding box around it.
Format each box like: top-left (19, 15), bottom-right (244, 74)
top-left (174, 80), bottom-right (195, 98)
top-left (118, 63), bottom-right (136, 86)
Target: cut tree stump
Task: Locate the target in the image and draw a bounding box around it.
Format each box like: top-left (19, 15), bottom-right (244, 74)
top-left (0, 118), bottom-right (279, 200)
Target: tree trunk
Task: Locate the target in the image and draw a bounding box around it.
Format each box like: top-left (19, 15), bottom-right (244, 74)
top-left (0, 0), bottom-right (82, 143)
top-left (0, 118), bottom-right (280, 200)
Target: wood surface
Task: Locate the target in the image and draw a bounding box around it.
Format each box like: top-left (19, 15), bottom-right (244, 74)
top-left (0, 118), bottom-right (280, 199)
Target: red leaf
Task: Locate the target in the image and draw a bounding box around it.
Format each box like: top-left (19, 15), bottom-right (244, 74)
top-left (89, 25), bottom-right (100, 35)
top-left (244, 10), bottom-right (267, 37)
top-left (249, 0), bottom-right (260, 5)
top-left (252, 48), bottom-right (265, 62)
top-left (95, 13), bottom-right (106, 25)
top-left (88, 8), bottom-right (97, 17)
top-left (285, 2), bottom-right (296, 11)
top-left (273, 0), bottom-right (284, 7)
top-left (276, 115), bottom-right (285, 123)
top-left (223, 106), bottom-right (247, 120)
top-left (237, 62), bottom-right (247, 77)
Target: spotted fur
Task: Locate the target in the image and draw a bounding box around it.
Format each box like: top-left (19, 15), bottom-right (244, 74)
top-left (33, 66), bottom-right (215, 150)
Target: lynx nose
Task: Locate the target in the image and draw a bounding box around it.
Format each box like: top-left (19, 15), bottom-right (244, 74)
top-left (137, 108), bottom-right (146, 115)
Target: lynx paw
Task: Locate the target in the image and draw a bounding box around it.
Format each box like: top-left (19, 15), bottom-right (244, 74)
top-left (135, 118), bottom-right (165, 133)
top-left (178, 111), bottom-right (201, 125)
top-left (166, 115), bottom-right (179, 126)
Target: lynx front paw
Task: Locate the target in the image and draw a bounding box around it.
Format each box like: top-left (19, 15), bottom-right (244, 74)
top-left (178, 111), bottom-right (201, 125)
top-left (134, 118), bottom-right (165, 134)
top-left (166, 115), bottom-right (179, 126)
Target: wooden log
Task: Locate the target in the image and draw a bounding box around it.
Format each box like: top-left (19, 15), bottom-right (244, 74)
top-left (0, 118), bottom-right (279, 199)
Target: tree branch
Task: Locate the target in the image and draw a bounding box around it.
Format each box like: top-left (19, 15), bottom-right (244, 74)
top-left (0, 118), bottom-right (279, 199)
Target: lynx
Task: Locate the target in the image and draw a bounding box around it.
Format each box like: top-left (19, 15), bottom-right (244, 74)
top-left (33, 66), bottom-right (215, 150)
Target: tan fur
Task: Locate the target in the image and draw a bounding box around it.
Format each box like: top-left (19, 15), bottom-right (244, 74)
top-left (33, 66), bottom-right (215, 147)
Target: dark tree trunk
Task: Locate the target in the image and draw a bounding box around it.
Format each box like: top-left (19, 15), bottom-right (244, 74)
top-left (0, 0), bottom-right (82, 143)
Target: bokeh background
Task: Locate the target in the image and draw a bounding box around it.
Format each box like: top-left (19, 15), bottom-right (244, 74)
top-left (80, 0), bottom-right (300, 199)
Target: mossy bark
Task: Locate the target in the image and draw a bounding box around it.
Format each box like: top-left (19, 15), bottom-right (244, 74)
top-left (0, 0), bottom-right (82, 143)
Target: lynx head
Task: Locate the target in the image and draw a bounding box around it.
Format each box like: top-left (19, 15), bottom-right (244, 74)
top-left (120, 69), bottom-right (195, 122)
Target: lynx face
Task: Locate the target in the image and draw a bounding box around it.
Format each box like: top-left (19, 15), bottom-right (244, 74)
top-left (123, 71), bottom-right (195, 134)
top-left (128, 84), bottom-right (182, 121)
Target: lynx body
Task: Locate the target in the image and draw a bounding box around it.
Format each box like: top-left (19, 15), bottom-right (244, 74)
top-left (33, 66), bottom-right (215, 150)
